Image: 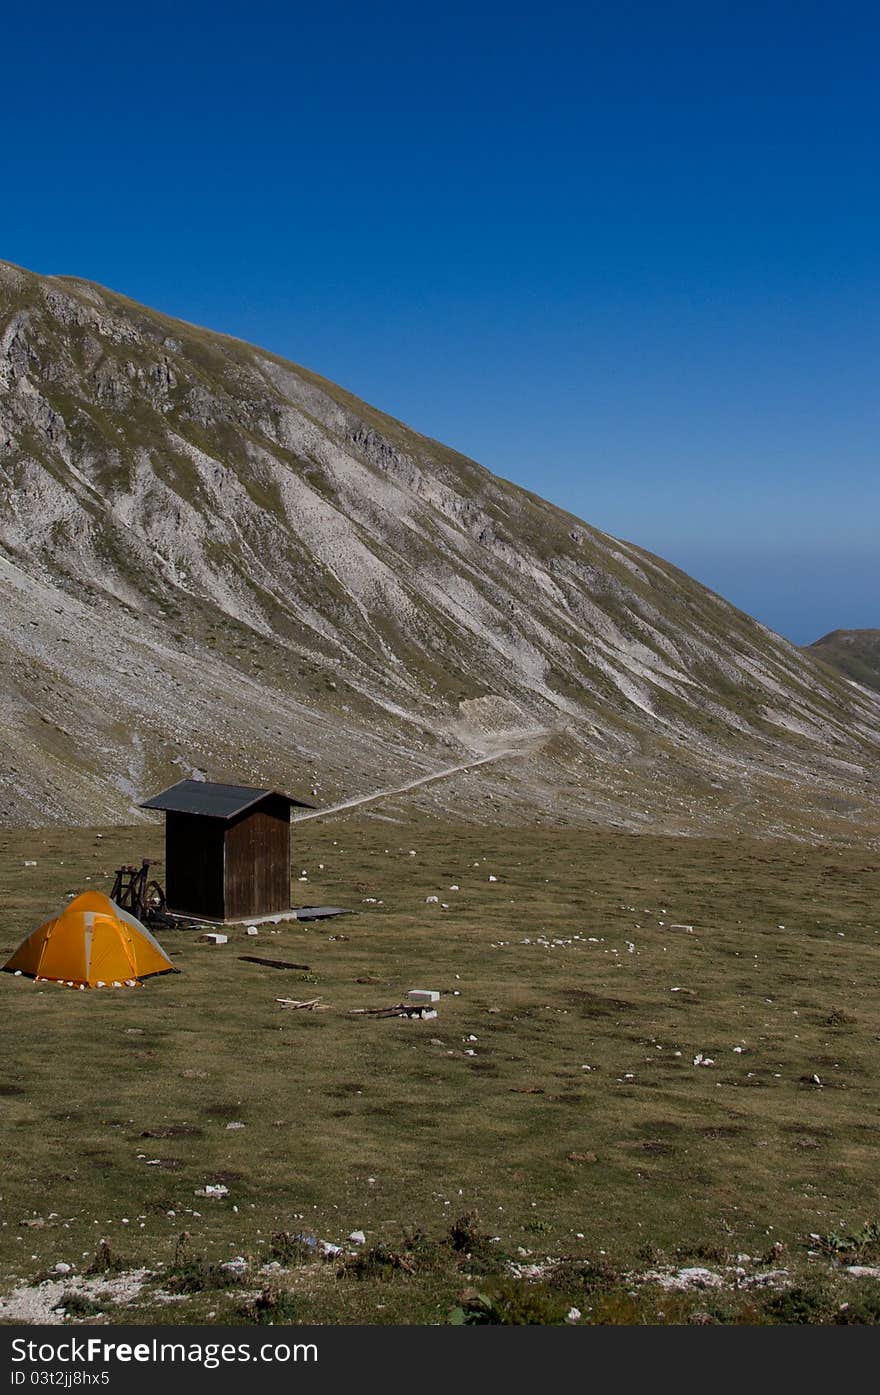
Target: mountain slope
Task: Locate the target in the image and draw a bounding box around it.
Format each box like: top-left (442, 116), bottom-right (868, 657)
top-left (807, 630), bottom-right (880, 695)
top-left (1, 258), bottom-right (879, 839)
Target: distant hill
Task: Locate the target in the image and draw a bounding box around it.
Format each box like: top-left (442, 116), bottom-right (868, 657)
top-left (1, 257), bottom-right (879, 838)
top-left (807, 629), bottom-right (880, 695)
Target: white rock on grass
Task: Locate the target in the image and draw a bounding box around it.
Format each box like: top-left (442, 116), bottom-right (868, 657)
top-left (0, 1270), bottom-right (149, 1325)
top-left (738, 1269), bottom-right (790, 1289)
top-left (221, 1256), bottom-right (248, 1275)
top-left (640, 1267), bottom-right (724, 1291)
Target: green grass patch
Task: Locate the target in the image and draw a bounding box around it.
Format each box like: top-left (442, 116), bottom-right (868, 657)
top-left (1, 818), bottom-right (879, 1323)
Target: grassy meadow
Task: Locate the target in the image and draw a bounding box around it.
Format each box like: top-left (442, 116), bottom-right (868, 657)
top-left (1, 817), bottom-right (879, 1325)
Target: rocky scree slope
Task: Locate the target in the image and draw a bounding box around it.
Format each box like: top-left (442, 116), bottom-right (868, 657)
top-left (1, 259), bottom-right (879, 840)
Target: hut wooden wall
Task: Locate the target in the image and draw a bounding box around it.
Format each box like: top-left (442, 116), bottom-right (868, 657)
top-left (165, 811), bottom-right (225, 919)
top-left (223, 795), bottom-right (291, 919)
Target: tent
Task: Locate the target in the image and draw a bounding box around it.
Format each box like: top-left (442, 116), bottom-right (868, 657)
top-left (2, 891), bottom-right (178, 988)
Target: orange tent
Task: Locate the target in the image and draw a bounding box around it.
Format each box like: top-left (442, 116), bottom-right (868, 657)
top-left (2, 891), bottom-right (178, 988)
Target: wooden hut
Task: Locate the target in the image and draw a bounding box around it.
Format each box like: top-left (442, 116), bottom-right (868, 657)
top-left (140, 780), bottom-right (314, 922)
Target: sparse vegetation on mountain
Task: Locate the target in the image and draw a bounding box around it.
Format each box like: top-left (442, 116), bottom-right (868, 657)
top-left (807, 630), bottom-right (880, 696)
top-left (1, 258), bottom-right (879, 839)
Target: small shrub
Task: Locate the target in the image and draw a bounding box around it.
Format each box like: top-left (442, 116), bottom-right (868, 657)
top-left (815, 1221), bottom-right (880, 1265)
top-left (763, 1281), bottom-right (835, 1325)
top-left (675, 1242), bottom-right (731, 1265)
top-left (60, 1292), bottom-right (104, 1318)
top-left (442, 1211), bottom-right (506, 1272)
top-left (834, 1293), bottom-right (880, 1325)
top-left (85, 1240), bottom-right (125, 1275)
top-left (401, 1226), bottom-right (436, 1258)
top-left (545, 1256), bottom-right (619, 1294)
top-left (240, 1286), bottom-right (301, 1325)
top-left (447, 1211), bottom-right (486, 1254)
top-left (635, 1242), bottom-right (665, 1264)
top-left (163, 1260), bottom-right (243, 1294)
top-left (270, 1231), bottom-right (320, 1265)
top-left (339, 1243), bottom-right (416, 1281)
top-left (448, 1281), bottom-right (568, 1325)
top-left (825, 1008), bottom-right (856, 1027)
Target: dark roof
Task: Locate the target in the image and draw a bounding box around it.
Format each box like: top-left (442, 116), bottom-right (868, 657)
top-left (140, 779), bottom-right (315, 819)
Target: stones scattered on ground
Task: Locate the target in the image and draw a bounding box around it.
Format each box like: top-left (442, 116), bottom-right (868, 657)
top-left (220, 1256), bottom-right (248, 1276)
top-left (635, 1265), bottom-right (776, 1292)
top-left (0, 1270), bottom-right (150, 1325)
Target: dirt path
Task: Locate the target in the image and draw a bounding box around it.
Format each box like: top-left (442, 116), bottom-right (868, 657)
top-left (292, 733), bottom-right (545, 823)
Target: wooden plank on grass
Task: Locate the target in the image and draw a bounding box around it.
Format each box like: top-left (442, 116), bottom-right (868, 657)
top-left (239, 955), bottom-right (312, 970)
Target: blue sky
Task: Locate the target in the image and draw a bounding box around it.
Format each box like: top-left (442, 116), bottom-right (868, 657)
top-left (3, 1), bottom-right (877, 643)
